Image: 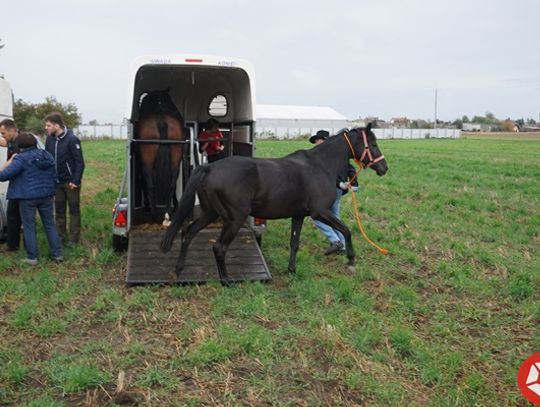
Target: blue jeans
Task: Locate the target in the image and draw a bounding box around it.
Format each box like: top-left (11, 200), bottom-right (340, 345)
top-left (313, 188), bottom-right (345, 246)
top-left (19, 197), bottom-right (63, 260)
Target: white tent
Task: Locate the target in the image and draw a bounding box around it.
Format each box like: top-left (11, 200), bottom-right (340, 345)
top-left (255, 104), bottom-right (349, 139)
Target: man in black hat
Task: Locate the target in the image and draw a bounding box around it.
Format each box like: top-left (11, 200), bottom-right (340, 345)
top-left (309, 129), bottom-right (359, 255)
top-left (309, 129), bottom-right (329, 145)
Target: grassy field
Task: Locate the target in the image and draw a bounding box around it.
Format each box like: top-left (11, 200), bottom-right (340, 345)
top-left (0, 137), bottom-right (539, 406)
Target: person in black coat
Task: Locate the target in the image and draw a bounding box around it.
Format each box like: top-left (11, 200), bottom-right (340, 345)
top-left (44, 112), bottom-right (85, 246)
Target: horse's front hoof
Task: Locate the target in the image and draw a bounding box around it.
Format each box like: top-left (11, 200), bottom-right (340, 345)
top-left (287, 266), bottom-right (296, 273)
top-left (346, 265), bottom-right (356, 273)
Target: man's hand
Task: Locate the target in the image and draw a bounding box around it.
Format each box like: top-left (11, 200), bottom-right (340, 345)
top-left (351, 186), bottom-right (359, 192)
top-left (68, 182), bottom-right (79, 190)
top-left (338, 181), bottom-right (349, 191)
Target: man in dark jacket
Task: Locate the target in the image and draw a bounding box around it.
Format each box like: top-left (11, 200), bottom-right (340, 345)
top-left (309, 130), bottom-right (359, 255)
top-left (0, 119), bottom-right (22, 251)
top-left (44, 112), bottom-right (85, 245)
top-left (0, 133), bottom-right (62, 265)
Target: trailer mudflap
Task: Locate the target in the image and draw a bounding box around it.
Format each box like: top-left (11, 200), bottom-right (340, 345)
top-left (126, 227), bottom-right (271, 284)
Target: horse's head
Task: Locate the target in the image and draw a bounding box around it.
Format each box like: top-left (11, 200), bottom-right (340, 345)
top-left (347, 124), bottom-right (388, 176)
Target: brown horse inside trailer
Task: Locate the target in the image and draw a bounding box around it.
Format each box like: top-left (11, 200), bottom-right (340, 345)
top-left (136, 89), bottom-right (185, 223)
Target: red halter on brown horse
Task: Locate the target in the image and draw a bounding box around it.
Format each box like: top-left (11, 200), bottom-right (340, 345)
top-left (136, 89), bottom-right (185, 224)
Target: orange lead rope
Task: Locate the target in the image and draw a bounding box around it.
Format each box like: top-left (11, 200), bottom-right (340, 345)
top-left (350, 179), bottom-right (389, 255)
top-left (343, 132), bottom-right (389, 256)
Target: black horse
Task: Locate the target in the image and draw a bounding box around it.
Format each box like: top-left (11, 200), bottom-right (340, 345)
top-left (161, 124), bottom-right (388, 284)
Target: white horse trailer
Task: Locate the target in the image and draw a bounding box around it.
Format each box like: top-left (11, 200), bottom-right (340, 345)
top-left (113, 55), bottom-right (270, 284)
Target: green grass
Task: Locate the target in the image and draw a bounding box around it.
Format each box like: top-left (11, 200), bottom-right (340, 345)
top-left (0, 137), bottom-right (538, 405)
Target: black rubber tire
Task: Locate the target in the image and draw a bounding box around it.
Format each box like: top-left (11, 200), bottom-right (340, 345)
top-left (112, 234), bottom-right (128, 252)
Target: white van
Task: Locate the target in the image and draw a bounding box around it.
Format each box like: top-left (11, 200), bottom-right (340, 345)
top-left (0, 77), bottom-right (14, 239)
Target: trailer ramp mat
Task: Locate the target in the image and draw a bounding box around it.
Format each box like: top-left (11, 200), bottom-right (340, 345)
top-left (126, 228), bottom-right (271, 284)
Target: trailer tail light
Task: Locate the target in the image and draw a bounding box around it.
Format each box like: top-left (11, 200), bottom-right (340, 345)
top-left (254, 217), bottom-right (266, 226)
top-left (114, 209), bottom-right (127, 227)
top-left (185, 58), bottom-right (203, 63)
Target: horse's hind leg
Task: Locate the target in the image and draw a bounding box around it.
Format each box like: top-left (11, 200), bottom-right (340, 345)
top-left (174, 210), bottom-right (218, 277)
top-left (142, 165), bottom-right (157, 221)
top-left (213, 218), bottom-right (246, 286)
top-left (288, 216), bottom-right (304, 273)
top-left (140, 143), bottom-right (159, 222)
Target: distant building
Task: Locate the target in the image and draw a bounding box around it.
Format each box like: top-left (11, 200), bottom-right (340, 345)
top-left (391, 117), bottom-right (410, 128)
top-left (501, 119), bottom-right (519, 132)
top-left (522, 125), bottom-right (540, 132)
top-left (462, 123), bottom-right (492, 132)
top-left (413, 119), bottom-right (430, 128)
top-left (358, 117), bottom-right (388, 128)
top-left (255, 104), bottom-right (349, 138)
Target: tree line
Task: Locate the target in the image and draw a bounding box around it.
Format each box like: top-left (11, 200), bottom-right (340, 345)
top-left (449, 113), bottom-right (537, 131)
top-left (13, 96), bottom-right (81, 135)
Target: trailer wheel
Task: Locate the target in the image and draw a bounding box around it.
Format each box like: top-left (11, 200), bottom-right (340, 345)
top-left (113, 235), bottom-right (128, 252)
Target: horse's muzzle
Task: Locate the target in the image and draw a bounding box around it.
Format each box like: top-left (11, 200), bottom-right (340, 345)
top-left (374, 161), bottom-right (388, 176)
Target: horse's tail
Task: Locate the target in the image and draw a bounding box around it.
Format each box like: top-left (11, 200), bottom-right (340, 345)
top-left (155, 118), bottom-right (171, 202)
top-left (160, 165), bottom-right (210, 253)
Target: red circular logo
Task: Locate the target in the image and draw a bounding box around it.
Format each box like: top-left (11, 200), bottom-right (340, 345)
top-left (518, 352), bottom-right (540, 405)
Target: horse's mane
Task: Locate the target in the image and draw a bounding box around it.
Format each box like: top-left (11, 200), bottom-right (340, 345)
top-left (139, 89), bottom-right (183, 121)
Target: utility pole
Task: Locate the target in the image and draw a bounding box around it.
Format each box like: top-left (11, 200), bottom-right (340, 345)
top-left (434, 88), bottom-right (438, 131)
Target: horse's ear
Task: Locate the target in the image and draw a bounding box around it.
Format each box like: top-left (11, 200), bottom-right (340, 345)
top-left (366, 122), bottom-right (372, 132)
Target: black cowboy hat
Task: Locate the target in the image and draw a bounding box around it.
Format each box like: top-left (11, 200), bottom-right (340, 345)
top-left (309, 130), bottom-right (330, 144)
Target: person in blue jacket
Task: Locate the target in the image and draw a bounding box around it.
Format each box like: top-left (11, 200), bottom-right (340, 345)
top-left (0, 133), bottom-right (63, 265)
top-left (44, 112), bottom-right (85, 246)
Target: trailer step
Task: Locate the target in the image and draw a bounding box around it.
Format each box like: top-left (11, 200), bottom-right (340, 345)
top-left (126, 228), bottom-right (271, 284)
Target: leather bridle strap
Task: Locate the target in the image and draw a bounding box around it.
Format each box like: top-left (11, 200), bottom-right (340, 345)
top-left (359, 130), bottom-right (385, 167)
top-left (343, 130), bottom-right (385, 168)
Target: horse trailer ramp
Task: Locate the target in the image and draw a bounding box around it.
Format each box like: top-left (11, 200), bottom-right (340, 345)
top-left (125, 227), bottom-right (271, 284)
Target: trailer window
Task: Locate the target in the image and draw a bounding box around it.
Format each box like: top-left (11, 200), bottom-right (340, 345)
top-left (208, 94), bottom-right (227, 117)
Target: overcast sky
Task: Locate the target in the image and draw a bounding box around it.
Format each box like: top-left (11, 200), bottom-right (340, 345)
top-left (2, 0), bottom-right (539, 123)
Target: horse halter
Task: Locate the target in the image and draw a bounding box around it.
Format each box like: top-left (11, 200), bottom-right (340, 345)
top-left (343, 130), bottom-right (385, 168)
